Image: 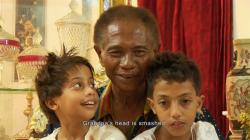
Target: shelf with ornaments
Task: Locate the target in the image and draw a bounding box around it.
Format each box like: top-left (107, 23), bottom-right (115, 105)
top-left (0, 15), bottom-right (48, 140)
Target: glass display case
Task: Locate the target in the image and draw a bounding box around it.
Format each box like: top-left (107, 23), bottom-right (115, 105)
top-left (0, 87), bottom-right (37, 140)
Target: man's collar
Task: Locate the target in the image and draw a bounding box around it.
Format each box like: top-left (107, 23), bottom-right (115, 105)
top-left (97, 81), bottom-right (151, 120)
top-left (97, 81), bottom-right (112, 120)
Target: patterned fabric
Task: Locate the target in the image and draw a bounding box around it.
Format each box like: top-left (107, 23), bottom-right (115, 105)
top-left (96, 82), bottom-right (157, 139)
top-left (132, 121), bottom-right (219, 140)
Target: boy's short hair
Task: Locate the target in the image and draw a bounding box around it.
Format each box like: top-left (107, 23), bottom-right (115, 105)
top-left (35, 48), bottom-right (94, 123)
top-left (147, 51), bottom-right (201, 97)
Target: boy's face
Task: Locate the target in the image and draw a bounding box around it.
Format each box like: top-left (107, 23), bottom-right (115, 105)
top-left (148, 79), bottom-right (203, 138)
top-left (51, 65), bottom-right (99, 122)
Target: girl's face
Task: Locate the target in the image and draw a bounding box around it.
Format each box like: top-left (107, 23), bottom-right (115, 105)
top-left (52, 65), bottom-right (99, 123)
top-left (148, 80), bottom-right (203, 139)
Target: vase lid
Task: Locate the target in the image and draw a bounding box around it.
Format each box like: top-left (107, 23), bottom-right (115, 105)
top-left (18, 29), bottom-right (47, 62)
top-left (55, 0), bottom-right (90, 25)
top-left (0, 16), bottom-right (20, 47)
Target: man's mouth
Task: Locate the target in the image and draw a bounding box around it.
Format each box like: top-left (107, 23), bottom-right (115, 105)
top-left (117, 74), bottom-right (136, 79)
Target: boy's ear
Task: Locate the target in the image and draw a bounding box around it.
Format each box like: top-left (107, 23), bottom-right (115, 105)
top-left (197, 95), bottom-right (205, 111)
top-left (45, 98), bottom-right (59, 111)
top-left (147, 97), bottom-right (156, 114)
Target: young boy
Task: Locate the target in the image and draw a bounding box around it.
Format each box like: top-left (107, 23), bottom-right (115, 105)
top-left (36, 48), bottom-right (126, 140)
top-left (133, 51), bottom-right (219, 140)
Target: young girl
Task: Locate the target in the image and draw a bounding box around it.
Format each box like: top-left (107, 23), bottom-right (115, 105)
top-left (133, 51), bottom-right (219, 140)
top-left (36, 48), bottom-right (126, 140)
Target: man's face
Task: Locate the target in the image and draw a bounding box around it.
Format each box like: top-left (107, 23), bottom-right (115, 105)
top-left (95, 20), bottom-right (157, 91)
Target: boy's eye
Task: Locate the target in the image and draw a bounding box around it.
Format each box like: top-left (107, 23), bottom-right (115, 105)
top-left (89, 79), bottom-right (97, 89)
top-left (158, 99), bottom-right (169, 107)
top-left (89, 82), bottom-right (95, 88)
top-left (73, 83), bottom-right (82, 89)
top-left (180, 99), bottom-right (192, 105)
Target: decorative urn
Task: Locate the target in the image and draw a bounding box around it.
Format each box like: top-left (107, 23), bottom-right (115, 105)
top-left (16, 29), bottom-right (47, 82)
top-left (0, 16), bottom-right (20, 86)
top-left (226, 39), bottom-right (250, 140)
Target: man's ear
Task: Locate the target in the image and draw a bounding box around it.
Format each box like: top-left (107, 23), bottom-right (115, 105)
top-left (94, 45), bottom-right (104, 67)
top-left (197, 95), bottom-right (205, 111)
top-left (94, 45), bottom-right (101, 57)
top-left (147, 97), bottom-right (156, 114)
top-left (45, 98), bottom-right (59, 111)
top-left (154, 44), bottom-right (160, 54)
top-left (151, 43), bottom-right (160, 55)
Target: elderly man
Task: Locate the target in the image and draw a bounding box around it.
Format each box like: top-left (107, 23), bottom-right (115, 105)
top-left (94, 5), bottom-right (159, 139)
top-left (93, 5), bottom-right (223, 140)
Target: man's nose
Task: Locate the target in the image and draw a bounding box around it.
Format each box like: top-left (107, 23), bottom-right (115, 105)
top-left (119, 54), bottom-right (136, 69)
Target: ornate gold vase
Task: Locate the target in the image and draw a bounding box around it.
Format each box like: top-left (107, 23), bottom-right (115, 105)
top-left (226, 39), bottom-right (250, 140)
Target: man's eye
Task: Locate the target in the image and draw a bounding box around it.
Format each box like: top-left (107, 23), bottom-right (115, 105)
top-left (134, 50), bottom-right (146, 56)
top-left (108, 51), bottom-right (122, 57)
